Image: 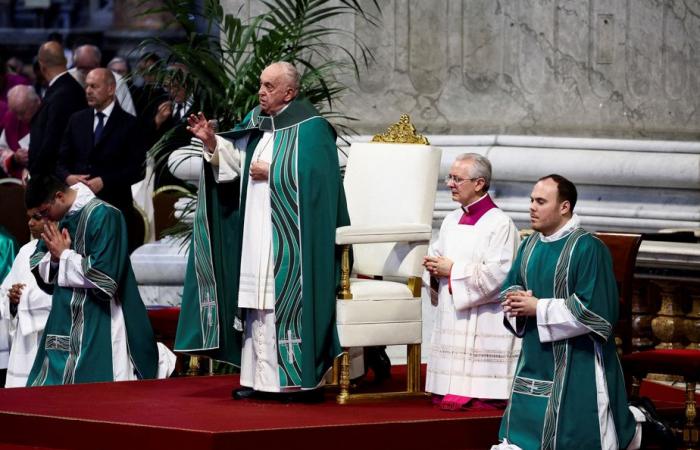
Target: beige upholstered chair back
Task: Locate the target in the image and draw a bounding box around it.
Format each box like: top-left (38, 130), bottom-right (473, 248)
top-left (343, 143), bottom-right (441, 278)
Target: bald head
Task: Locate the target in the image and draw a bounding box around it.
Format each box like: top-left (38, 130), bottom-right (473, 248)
top-left (74, 45), bottom-right (101, 68)
top-left (85, 68), bottom-right (116, 111)
top-left (73, 45), bottom-right (102, 84)
top-left (38, 41), bottom-right (67, 69)
top-left (8, 85), bottom-right (41, 123)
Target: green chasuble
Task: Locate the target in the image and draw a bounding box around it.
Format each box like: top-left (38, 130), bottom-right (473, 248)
top-left (175, 98), bottom-right (349, 388)
top-left (0, 225), bottom-right (18, 282)
top-left (27, 199), bottom-right (159, 385)
top-left (498, 228), bottom-right (636, 450)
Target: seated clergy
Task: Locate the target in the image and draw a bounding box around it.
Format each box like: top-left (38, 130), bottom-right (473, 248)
top-left (424, 153), bottom-right (520, 410)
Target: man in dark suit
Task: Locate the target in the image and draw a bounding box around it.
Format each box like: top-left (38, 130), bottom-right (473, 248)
top-left (28, 41), bottom-right (87, 177)
top-left (149, 63), bottom-right (194, 190)
top-left (56, 68), bottom-right (145, 252)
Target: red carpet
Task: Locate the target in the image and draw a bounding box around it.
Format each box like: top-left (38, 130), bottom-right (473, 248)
top-left (0, 366), bottom-right (692, 450)
top-left (0, 366), bottom-right (502, 450)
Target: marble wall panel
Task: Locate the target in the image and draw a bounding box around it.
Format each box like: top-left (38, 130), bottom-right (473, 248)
top-left (219, 0), bottom-right (700, 139)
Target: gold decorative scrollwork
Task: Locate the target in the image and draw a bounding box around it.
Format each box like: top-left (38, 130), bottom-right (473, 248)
top-left (371, 114), bottom-right (429, 145)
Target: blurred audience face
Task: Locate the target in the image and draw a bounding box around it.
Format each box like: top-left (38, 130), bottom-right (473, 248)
top-left (73, 45), bottom-right (101, 84)
top-left (7, 57), bottom-right (23, 75)
top-left (85, 68), bottom-right (116, 111)
top-left (107, 57), bottom-right (129, 77)
top-left (135, 54), bottom-right (160, 86)
top-left (165, 64), bottom-right (188, 103)
top-left (8, 85), bottom-right (41, 123)
top-left (28, 212), bottom-right (50, 240)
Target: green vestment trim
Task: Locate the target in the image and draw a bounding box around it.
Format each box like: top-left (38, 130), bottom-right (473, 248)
top-left (28, 199), bottom-right (159, 386)
top-left (175, 98), bottom-right (349, 388)
top-left (498, 228), bottom-right (636, 450)
top-left (0, 225), bottom-right (18, 282)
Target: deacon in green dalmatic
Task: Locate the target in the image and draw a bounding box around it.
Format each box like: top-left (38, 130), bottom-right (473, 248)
top-left (25, 176), bottom-right (173, 386)
top-left (176, 61), bottom-right (349, 401)
top-left (492, 175), bottom-right (640, 450)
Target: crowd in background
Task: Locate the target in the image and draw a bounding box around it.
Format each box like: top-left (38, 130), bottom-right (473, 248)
top-left (0, 34), bottom-right (195, 251)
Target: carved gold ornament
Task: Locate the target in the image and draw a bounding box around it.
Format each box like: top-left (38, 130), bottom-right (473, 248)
top-left (371, 114), bottom-right (429, 145)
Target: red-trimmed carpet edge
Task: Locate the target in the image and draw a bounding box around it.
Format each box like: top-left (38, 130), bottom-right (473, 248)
top-left (0, 366), bottom-right (503, 450)
top-left (0, 365), bottom-right (691, 450)
top-left (0, 412), bottom-right (502, 450)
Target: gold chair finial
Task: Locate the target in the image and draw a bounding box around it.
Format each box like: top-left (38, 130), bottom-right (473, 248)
top-left (371, 114), bottom-right (429, 145)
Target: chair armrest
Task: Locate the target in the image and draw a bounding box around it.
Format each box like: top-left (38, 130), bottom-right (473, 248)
top-left (336, 224), bottom-right (432, 245)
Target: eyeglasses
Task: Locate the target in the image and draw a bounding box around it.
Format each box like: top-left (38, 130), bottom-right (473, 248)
top-left (444, 175), bottom-right (482, 186)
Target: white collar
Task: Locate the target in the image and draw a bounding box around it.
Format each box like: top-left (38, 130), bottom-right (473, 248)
top-left (48, 71), bottom-right (68, 87)
top-left (66, 183), bottom-right (96, 217)
top-left (95, 100), bottom-right (115, 118)
top-left (539, 214), bottom-right (581, 242)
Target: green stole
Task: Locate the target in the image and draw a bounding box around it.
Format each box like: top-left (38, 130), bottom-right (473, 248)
top-left (498, 229), bottom-right (636, 450)
top-left (175, 98), bottom-right (349, 388)
top-left (27, 199), bottom-right (158, 385)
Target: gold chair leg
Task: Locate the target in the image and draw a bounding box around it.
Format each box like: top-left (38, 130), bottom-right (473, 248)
top-left (186, 356), bottom-right (200, 376)
top-left (683, 381), bottom-right (698, 450)
top-left (407, 343), bottom-right (421, 393)
top-left (328, 355), bottom-right (341, 386)
top-left (336, 350), bottom-right (351, 404)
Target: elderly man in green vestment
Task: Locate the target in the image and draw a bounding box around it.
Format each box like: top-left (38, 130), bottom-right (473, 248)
top-left (175, 61), bottom-right (348, 402)
top-left (24, 176), bottom-right (174, 385)
top-left (491, 175), bottom-right (672, 450)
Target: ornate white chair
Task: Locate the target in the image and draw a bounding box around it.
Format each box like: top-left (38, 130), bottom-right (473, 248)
top-left (334, 116), bottom-right (441, 403)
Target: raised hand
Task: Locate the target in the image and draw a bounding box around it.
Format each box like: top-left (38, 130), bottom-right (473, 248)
top-left (42, 223), bottom-right (72, 262)
top-left (186, 112), bottom-right (216, 150)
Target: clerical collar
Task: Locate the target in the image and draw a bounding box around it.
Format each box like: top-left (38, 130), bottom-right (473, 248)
top-left (65, 183), bottom-right (96, 217)
top-left (459, 194), bottom-right (497, 225)
top-left (539, 214), bottom-right (581, 242)
top-left (257, 102), bottom-right (292, 131)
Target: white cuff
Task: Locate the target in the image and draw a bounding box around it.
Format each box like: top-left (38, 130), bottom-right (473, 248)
top-left (38, 252), bottom-right (56, 284)
top-left (536, 297), bottom-right (590, 342)
top-left (57, 250), bottom-right (99, 289)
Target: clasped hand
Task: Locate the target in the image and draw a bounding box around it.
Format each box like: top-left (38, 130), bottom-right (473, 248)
top-left (42, 222), bottom-right (72, 262)
top-left (8, 283), bottom-right (24, 305)
top-left (502, 290), bottom-right (538, 318)
top-left (423, 255), bottom-right (453, 278)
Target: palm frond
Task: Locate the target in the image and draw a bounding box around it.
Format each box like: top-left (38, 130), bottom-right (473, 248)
top-left (136, 0), bottom-right (381, 240)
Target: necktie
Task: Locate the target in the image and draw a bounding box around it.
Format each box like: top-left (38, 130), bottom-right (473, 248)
top-left (174, 103), bottom-right (183, 121)
top-left (94, 111), bottom-right (105, 143)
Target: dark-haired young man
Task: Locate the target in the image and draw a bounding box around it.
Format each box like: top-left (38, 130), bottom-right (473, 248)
top-left (492, 175), bottom-right (670, 450)
top-left (24, 176), bottom-right (173, 386)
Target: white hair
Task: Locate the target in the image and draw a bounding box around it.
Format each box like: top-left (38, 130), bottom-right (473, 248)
top-left (7, 84), bottom-right (40, 109)
top-left (267, 61), bottom-right (300, 92)
top-left (455, 152), bottom-right (492, 192)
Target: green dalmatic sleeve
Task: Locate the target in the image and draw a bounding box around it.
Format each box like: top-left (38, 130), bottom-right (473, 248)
top-left (80, 206), bottom-right (130, 301)
top-left (564, 236), bottom-right (618, 342)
